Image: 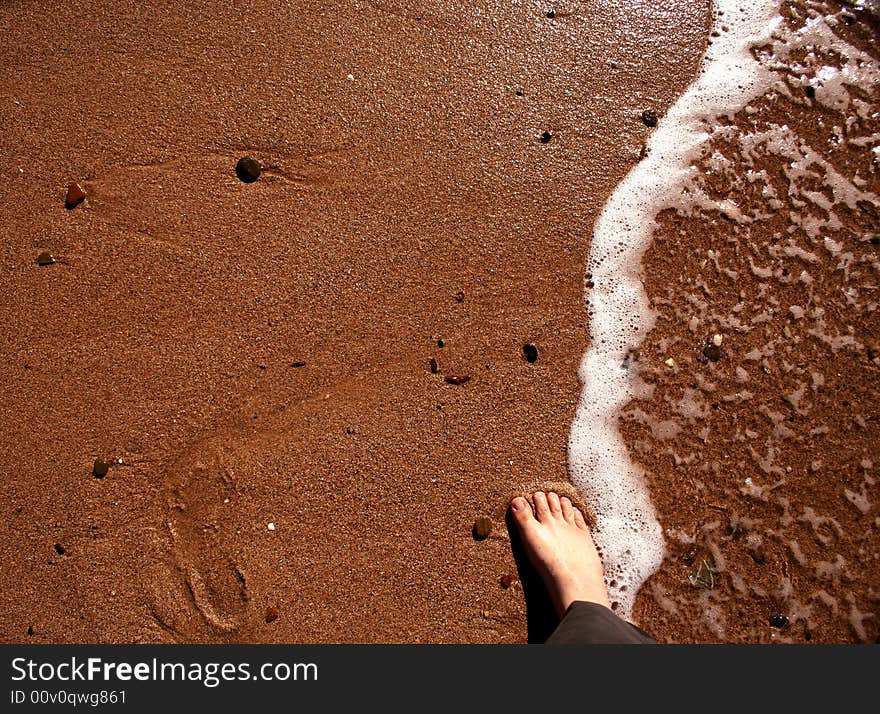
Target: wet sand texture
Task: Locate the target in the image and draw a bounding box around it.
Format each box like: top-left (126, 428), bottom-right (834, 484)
top-left (623, 1), bottom-right (880, 642)
top-left (0, 1), bottom-right (707, 642)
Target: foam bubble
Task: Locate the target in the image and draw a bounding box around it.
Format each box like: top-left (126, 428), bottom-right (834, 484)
top-left (567, 0), bottom-right (783, 618)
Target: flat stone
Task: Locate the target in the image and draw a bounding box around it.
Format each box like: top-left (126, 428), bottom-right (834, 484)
top-left (36, 252), bottom-right (56, 266)
top-left (500, 573), bottom-right (517, 589)
top-left (444, 374), bottom-right (470, 385)
top-left (428, 358), bottom-right (439, 374)
top-left (472, 517), bottom-right (493, 541)
top-left (265, 606), bottom-right (279, 624)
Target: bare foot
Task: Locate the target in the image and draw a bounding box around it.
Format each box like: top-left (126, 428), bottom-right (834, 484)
top-left (509, 491), bottom-right (611, 617)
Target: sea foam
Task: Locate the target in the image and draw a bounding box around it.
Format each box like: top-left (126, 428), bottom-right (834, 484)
top-left (567, 0), bottom-right (783, 618)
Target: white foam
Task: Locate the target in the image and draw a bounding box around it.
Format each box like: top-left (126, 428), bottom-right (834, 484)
top-left (567, 0), bottom-right (783, 618)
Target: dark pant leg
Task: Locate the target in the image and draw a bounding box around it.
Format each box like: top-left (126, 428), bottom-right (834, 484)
top-left (545, 601), bottom-right (656, 644)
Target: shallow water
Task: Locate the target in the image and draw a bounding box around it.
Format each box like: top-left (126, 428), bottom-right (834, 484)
top-left (574, 0), bottom-right (879, 639)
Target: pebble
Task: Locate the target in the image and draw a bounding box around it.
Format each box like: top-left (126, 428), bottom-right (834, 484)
top-left (454, 290), bottom-right (465, 302)
top-left (265, 606), bottom-right (279, 624)
top-left (93, 458), bottom-right (109, 478)
top-left (546, 10), bottom-right (556, 18)
top-left (641, 109), bottom-right (658, 127)
top-left (267, 522), bottom-right (275, 531)
top-left (523, 343), bottom-right (539, 363)
top-left (428, 358), bottom-right (439, 374)
top-left (291, 361), bottom-right (306, 368)
top-left (445, 374), bottom-right (470, 385)
top-left (472, 517), bottom-right (493, 541)
top-left (770, 614), bottom-right (788, 628)
top-left (664, 357), bottom-right (676, 368)
top-left (500, 573), bottom-right (517, 589)
top-left (235, 156), bottom-right (263, 183)
top-left (712, 333), bottom-right (723, 347)
top-left (54, 543), bottom-right (66, 555)
top-left (703, 344), bottom-right (721, 362)
top-left (805, 84), bottom-right (816, 98)
top-left (65, 182), bottom-right (86, 209)
top-left (540, 130), bottom-right (553, 144)
top-left (36, 251), bottom-right (56, 266)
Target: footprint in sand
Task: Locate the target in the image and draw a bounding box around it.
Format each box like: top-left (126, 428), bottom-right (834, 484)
top-left (147, 434), bottom-right (253, 640)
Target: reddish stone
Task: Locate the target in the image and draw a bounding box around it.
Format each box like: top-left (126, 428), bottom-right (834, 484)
top-left (65, 182), bottom-right (86, 209)
top-left (444, 374), bottom-right (470, 385)
top-left (265, 606), bottom-right (279, 624)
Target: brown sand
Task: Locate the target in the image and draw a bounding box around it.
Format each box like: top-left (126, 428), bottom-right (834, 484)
top-left (0, 1), bottom-right (707, 642)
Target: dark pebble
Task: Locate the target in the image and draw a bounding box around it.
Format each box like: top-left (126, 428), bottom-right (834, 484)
top-left (770, 614), bottom-right (788, 628)
top-left (454, 290), bottom-right (465, 302)
top-left (805, 84), bottom-right (816, 98)
top-left (523, 343), bottom-right (539, 363)
top-left (500, 573), bottom-right (517, 589)
top-left (472, 517), bottom-right (493, 541)
top-left (540, 130), bottom-right (553, 144)
top-left (641, 109), bottom-right (658, 127)
top-left (93, 458), bottom-right (109, 479)
top-left (696, 353), bottom-right (709, 365)
top-left (703, 344), bottom-right (721, 362)
top-left (265, 606), bottom-right (279, 624)
top-left (27, 626), bottom-right (34, 636)
top-left (54, 543), bottom-right (65, 555)
top-left (869, 235), bottom-right (879, 245)
top-left (444, 374), bottom-right (470, 385)
top-left (428, 357), bottom-right (439, 373)
top-left (65, 182), bottom-right (86, 209)
top-left (291, 361), bottom-right (306, 368)
top-left (437, 339), bottom-right (444, 348)
top-left (546, 9), bottom-right (555, 18)
top-left (36, 251), bottom-right (56, 266)
top-left (514, 88), bottom-right (524, 96)
top-left (236, 156), bottom-right (263, 183)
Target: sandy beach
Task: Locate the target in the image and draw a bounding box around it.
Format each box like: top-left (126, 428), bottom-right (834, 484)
top-left (1, 0), bottom-right (876, 644)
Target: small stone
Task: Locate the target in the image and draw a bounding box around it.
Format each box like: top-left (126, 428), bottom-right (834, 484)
top-left (664, 357), bottom-right (676, 368)
top-left (235, 156), bottom-right (263, 183)
top-left (641, 109), bottom-right (658, 127)
top-left (54, 543), bottom-right (66, 555)
top-left (514, 88), bottom-right (524, 97)
top-left (291, 361), bottom-right (306, 368)
top-left (703, 344), bottom-right (721, 362)
top-left (500, 573), bottom-right (517, 589)
top-left (770, 614), bottom-right (788, 628)
top-left (696, 353), bottom-right (709, 365)
top-left (804, 84), bottom-right (816, 98)
top-left (265, 606), bottom-right (279, 624)
top-left (540, 130), bottom-right (553, 144)
top-left (482, 610), bottom-right (492, 619)
top-left (36, 251), bottom-right (56, 266)
top-left (867, 341), bottom-right (879, 362)
top-left (258, 363), bottom-right (267, 370)
top-left (523, 343), bottom-right (539, 363)
top-left (428, 358), bottom-right (439, 374)
top-left (546, 9), bottom-right (556, 18)
top-left (93, 458), bottom-right (109, 478)
top-left (65, 182), bottom-right (86, 209)
top-left (712, 333), bottom-right (723, 347)
top-left (346, 73), bottom-right (355, 81)
top-left (472, 516), bottom-right (493, 541)
top-left (437, 339), bottom-right (445, 348)
top-left (267, 522), bottom-right (275, 531)
top-left (454, 290), bottom-right (465, 302)
top-left (445, 374), bottom-right (470, 385)
top-left (27, 626), bottom-right (34, 636)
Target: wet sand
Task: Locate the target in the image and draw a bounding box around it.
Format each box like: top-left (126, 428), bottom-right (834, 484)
top-left (0, 1), bottom-right (707, 642)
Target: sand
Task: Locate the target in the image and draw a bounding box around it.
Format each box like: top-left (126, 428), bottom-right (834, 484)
top-left (0, 0), bottom-right (875, 644)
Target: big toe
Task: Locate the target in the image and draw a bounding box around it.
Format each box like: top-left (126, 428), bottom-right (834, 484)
top-left (509, 496), bottom-right (536, 528)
